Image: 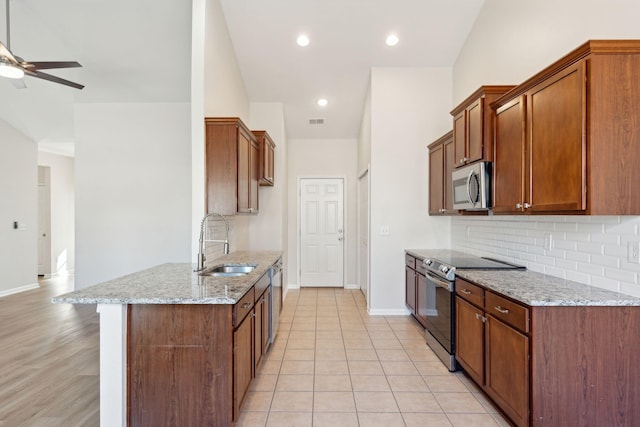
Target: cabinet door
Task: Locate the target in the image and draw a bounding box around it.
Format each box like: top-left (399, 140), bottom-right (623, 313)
top-left (493, 95), bottom-right (526, 213)
top-left (453, 111), bottom-right (467, 167)
top-left (261, 139), bottom-right (275, 186)
top-left (455, 296), bottom-right (484, 386)
top-left (485, 315), bottom-right (529, 427)
top-left (233, 310), bottom-right (254, 420)
top-left (237, 127), bottom-right (252, 213)
top-left (467, 98), bottom-right (484, 164)
top-left (405, 266), bottom-right (416, 314)
top-left (429, 143), bottom-right (444, 215)
top-left (443, 138), bottom-right (455, 212)
top-left (527, 62), bottom-right (586, 213)
top-left (415, 272), bottom-right (428, 328)
top-left (249, 138), bottom-right (260, 212)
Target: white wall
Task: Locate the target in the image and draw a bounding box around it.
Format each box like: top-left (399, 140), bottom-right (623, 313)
top-left (358, 84), bottom-right (372, 175)
top-left (38, 151), bottom-right (75, 275)
top-left (74, 103), bottom-right (191, 289)
top-left (451, 0), bottom-right (640, 297)
top-left (191, 0), bottom-right (252, 260)
top-left (287, 138), bottom-right (358, 288)
top-left (368, 67), bottom-right (452, 314)
top-left (0, 119), bottom-right (38, 296)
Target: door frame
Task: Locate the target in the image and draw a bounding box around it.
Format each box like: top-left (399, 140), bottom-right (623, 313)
top-left (297, 176), bottom-right (347, 288)
top-left (357, 167), bottom-right (370, 309)
top-left (38, 166), bottom-right (52, 277)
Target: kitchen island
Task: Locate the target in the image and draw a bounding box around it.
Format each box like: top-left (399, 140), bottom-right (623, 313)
top-left (53, 250), bottom-right (283, 427)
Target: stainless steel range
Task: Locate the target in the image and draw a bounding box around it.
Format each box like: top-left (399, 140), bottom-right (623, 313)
top-left (420, 251), bottom-right (525, 371)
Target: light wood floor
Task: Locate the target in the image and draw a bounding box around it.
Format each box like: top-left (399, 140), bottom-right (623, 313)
top-left (0, 276), bottom-right (99, 427)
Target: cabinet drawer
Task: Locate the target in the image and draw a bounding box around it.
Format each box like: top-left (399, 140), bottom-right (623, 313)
top-left (415, 259), bottom-right (427, 275)
top-left (405, 254), bottom-right (416, 269)
top-left (233, 287), bottom-right (255, 328)
top-left (485, 291), bottom-right (529, 334)
top-left (456, 279), bottom-right (484, 307)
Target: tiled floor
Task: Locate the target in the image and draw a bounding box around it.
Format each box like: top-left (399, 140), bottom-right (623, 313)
top-left (237, 287), bottom-right (510, 427)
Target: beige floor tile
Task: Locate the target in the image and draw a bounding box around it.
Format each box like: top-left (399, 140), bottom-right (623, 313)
top-left (371, 339), bottom-right (403, 350)
top-left (343, 338), bottom-right (373, 349)
top-left (350, 375), bottom-right (391, 391)
top-left (286, 338), bottom-right (316, 350)
top-left (345, 348), bottom-right (378, 361)
top-left (341, 330), bottom-right (370, 339)
top-left (405, 346), bottom-right (440, 362)
top-left (258, 359), bottom-right (282, 375)
top-left (270, 391), bottom-right (313, 412)
top-left (288, 330), bottom-right (316, 340)
top-left (291, 322), bottom-right (317, 331)
top-left (457, 373), bottom-right (482, 392)
top-left (386, 375), bottom-right (429, 392)
top-left (242, 391), bottom-right (274, 412)
top-left (275, 374), bottom-right (314, 391)
top-left (313, 391), bottom-right (356, 412)
top-left (235, 410), bottom-right (268, 427)
top-left (280, 360), bottom-right (314, 375)
top-left (356, 412), bottom-right (405, 426)
top-left (316, 322), bottom-right (341, 331)
top-left (447, 413), bottom-right (501, 426)
top-left (367, 331), bottom-right (396, 340)
top-left (414, 360), bottom-right (452, 376)
top-left (312, 412), bottom-right (359, 427)
top-left (315, 359), bottom-right (349, 375)
top-left (433, 392), bottom-right (487, 413)
top-left (283, 348), bottom-right (315, 361)
top-left (263, 348), bottom-right (285, 362)
top-left (424, 375), bottom-right (469, 392)
top-left (491, 412), bottom-right (512, 426)
top-left (316, 338), bottom-right (345, 349)
top-left (381, 360), bottom-right (419, 376)
top-left (472, 392), bottom-right (500, 414)
top-left (393, 391), bottom-right (442, 412)
top-left (266, 411), bottom-right (312, 427)
top-left (314, 374), bottom-right (352, 391)
top-left (316, 330), bottom-right (342, 340)
top-left (250, 374), bottom-right (278, 392)
top-left (353, 391), bottom-right (399, 412)
top-left (348, 360), bottom-right (384, 375)
top-left (376, 349), bottom-right (410, 361)
top-left (402, 412), bottom-right (453, 427)
top-left (315, 347), bottom-right (346, 360)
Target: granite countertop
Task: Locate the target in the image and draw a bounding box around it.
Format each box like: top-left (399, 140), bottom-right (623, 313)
top-left (405, 249), bottom-right (640, 307)
top-left (52, 251), bottom-right (283, 305)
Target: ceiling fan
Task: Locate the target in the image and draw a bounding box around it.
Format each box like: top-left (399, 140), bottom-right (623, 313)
top-left (0, 0), bottom-right (83, 89)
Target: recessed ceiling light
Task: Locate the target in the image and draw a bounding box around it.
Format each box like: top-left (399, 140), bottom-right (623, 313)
top-left (297, 34), bottom-right (310, 47)
top-left (317, 98), bottom-right (328, 107)
top-left (386, 34), bottom-right (399, 47)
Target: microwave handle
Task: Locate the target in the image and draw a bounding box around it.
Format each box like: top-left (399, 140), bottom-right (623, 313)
top-left (466, 170), bottom-right (475, 206)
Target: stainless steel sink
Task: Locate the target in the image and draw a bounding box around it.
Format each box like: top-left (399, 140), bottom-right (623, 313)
top-left (198, 264), bottom-right (256, 277)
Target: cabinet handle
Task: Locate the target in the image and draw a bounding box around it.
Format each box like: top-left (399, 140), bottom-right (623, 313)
top-left (475, 313), bottom-right (487, 323)
top-left (439, 208), bottom-right (446, 213)
top-left (494, 306), bottom-right (509, 314)
top-left (524, 203), bottom-right (532, 209)
top-left (516, 203), bottom-right (523, 209)
top-left (242, 302), bottom-right (251, 309)
top-left (460, 289), bottom-right (472, 295)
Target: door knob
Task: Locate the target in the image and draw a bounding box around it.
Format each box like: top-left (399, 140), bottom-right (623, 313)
top-left (338, 237), bottom-right (343, 241)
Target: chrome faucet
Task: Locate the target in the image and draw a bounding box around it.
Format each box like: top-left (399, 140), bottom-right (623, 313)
top-left (195, 212), bottom-right (230, 272)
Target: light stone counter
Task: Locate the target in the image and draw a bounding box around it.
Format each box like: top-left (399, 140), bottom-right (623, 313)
top-left (406, 249), bottom-right (640, 307)
top-left (52, 250), bottom-right (283, 305)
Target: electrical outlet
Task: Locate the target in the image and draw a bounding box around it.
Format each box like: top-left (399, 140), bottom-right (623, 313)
top-left (543, 233), bottom-right (553, 251)
top-left (628, 241), bottom-right (640, 264)
top-left (380, 226), bottom-right (390, 236)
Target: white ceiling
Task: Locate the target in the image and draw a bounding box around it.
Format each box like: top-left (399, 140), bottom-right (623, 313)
top-left (0, 0), bottom-right (484, 147)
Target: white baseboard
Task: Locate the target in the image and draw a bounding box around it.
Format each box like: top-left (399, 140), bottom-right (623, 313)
top-left (0, 282), bottom-right (40, 298)
top-left (344, 283), bottom-right (359, 290)
top-left (288, 283), bottom-right (360, 290)
top-left (367, 307), bottom-right (412, 316)
top-left (288, 283), bottom-right (300, 290)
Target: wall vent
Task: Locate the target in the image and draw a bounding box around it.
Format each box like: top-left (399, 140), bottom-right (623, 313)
top-left (308, 118), bottom-right (325, 125)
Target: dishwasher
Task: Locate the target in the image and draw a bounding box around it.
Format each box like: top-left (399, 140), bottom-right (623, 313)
top-left (269, 259), bottom-right (283, 343)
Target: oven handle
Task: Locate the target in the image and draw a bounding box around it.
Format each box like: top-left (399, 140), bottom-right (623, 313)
top-left (425, 271), bottom-right (454, 292)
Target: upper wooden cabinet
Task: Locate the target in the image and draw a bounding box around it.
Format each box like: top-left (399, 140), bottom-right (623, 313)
top-left (450, 86), bottom-right (515, 168)
top-left (205, 117), bottom-right (259, 215)
top-left (492, 40), bottom-right (640, 215)
top-left (252, 130), bottom-right (275, 186)
top-left (428, 131), bottom-right (455, 215)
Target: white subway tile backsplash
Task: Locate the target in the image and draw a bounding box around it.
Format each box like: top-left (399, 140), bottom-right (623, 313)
top-left (452, 215), bottom-right (640, 298)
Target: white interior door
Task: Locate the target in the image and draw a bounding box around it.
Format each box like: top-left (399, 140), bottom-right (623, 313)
top-left (38, 166), bottom-right (52, 276)
top-left (300, 178), bottom-right (344, 287)
top-left (358, 171), bottom-right (369, 303)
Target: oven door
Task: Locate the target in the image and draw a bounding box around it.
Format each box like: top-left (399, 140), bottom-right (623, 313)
top-left (424, 271), bottom-right (455, 356)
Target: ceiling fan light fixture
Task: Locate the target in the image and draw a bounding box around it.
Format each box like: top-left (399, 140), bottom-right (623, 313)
top-left (0, 61), bottom-right (24, 79)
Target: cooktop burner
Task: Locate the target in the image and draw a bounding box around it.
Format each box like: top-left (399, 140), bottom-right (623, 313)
top-left (420, 250), bottom-right (525, 281)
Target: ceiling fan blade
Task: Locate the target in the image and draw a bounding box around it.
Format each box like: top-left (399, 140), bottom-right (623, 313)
top-left (9, 78), bottom-right (26, 89)
top-left (25, 61), bottom-right (82, 70)
top-left (24, 69), bottom-right (84, 90)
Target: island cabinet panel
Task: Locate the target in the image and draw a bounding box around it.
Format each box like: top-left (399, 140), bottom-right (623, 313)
top-left (128, 304), bottom-right (233, 427)
top-left (233, 307), bottom-right (253, 421)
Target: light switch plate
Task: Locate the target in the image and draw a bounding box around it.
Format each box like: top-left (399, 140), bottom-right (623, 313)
top-left (380, 226), bottom-right (390, 236)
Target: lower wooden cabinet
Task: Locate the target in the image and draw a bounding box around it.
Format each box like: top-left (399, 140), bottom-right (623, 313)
top-left (233, 307), bottom-right (254, 419)
top-left (455, 277), bottom-right (640, 426)
top-left (405, 254), bottom-right (427, 328)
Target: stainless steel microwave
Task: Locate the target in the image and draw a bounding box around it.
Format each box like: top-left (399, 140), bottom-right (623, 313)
top-left (452, 161), bottom-right (491, 210)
